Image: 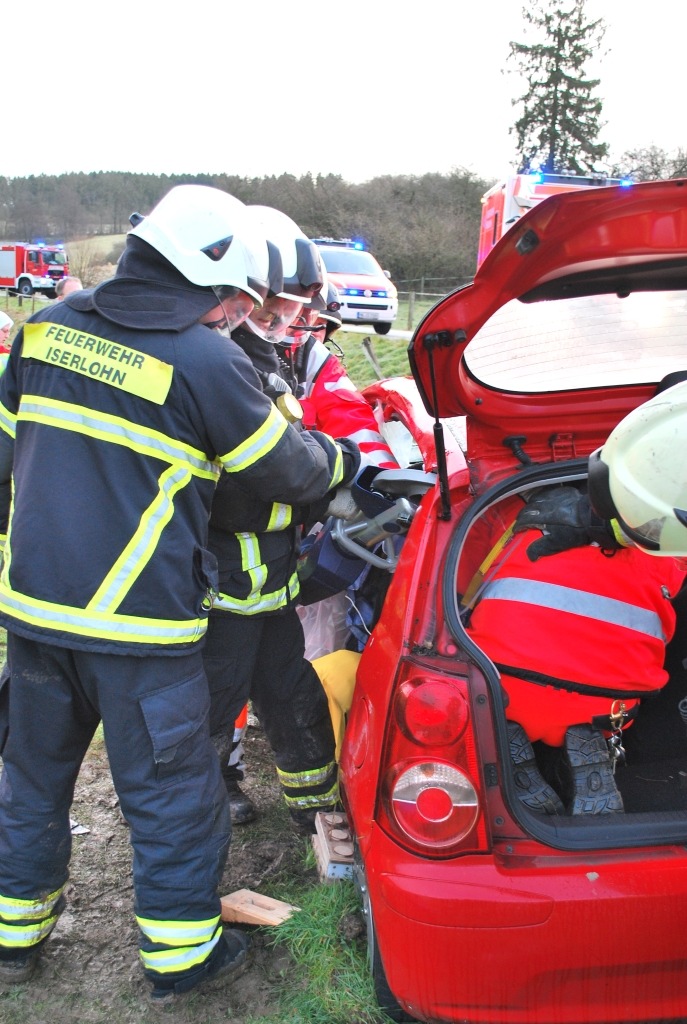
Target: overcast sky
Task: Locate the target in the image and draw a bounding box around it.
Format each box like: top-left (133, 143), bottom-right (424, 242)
top-left (4, 1), bottom-right (684, 185)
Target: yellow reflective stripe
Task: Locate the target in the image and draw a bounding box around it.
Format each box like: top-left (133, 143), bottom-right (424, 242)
top-left (277, 762), bottom-right (337, 789)
top-left (267, 502), bottom-right (292, 531)
top-left (23, 323), bottom-right (174, 405)
top-left (136, 915), bottom-right (220, 947)
top-left (213, 541), bottom-right (299, 614)
top-left (214, 577), bottom-right (298, 614)
top-left (220, 404), bottom-right (288, 474)
top-left (140, 934), bottom-right (220, 973)
top-left (238, 533), bottom-right (262, 574)
top-left (0, 913), bottom-right (60, 948)
top-left (0, 888), bottom-right (63, 921)
top-left (0, 585), bottom-right (207, 645)
top-left (17, 396), bottom-right (219, 480)
top-left (89, 465), bottom-right (192, 613)
top-left (282, 781), bottom-right (340, 810)
top-left (138, 921), bottom-right (224, 974)
top-left (610, 518), bottom-right (630, 547)
top-left (327, 437), bottom-right (345, 490)
top-left (0, 399), bottom-right (16, 439)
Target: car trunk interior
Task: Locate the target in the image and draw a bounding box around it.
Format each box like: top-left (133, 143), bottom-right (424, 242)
top-left (444, 458), bottom-right (687, 846)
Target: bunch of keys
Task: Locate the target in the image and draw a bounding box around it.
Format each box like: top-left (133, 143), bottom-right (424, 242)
top-left (607, 699), bottom-right (627, 773)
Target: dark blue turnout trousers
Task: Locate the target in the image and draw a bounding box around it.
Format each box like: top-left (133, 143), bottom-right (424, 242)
top-left (0, 632), bottom-right (231, 981)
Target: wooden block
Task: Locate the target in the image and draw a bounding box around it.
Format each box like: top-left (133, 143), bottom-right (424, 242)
top-left (311, 811), bottom-right (355, 882)
top-left (220, 888), bottom-right (300, 926)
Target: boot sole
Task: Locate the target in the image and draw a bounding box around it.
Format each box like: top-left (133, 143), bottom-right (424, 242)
top-left (564, 725), bottom-right (624, 815)
top-left (508, 721), bottom-right (565, 815)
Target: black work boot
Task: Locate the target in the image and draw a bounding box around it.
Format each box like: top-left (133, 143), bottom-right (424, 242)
top-left (0, 946), bottom-right (40, 985)
top-left (508, 721), bottom-right (565, 815)
top-left (561, 724), bottom-right (624, 815)
top-left (222, 772), bottom-right (257, 825)
top-left (148, 928), bottom-right (251, 1004)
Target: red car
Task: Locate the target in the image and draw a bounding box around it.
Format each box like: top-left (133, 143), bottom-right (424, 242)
top-left (338, 178), bottom-right (687, 1024)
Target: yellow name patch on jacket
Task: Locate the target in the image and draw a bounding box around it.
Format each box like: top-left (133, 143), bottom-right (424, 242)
top-left (22, 323), bottom-right (174, 405)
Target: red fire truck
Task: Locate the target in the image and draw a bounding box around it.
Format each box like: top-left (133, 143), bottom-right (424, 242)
top-left (477, 171), bottom-right (628, 268)
top-left (0, 243), bottom-right (70, 296)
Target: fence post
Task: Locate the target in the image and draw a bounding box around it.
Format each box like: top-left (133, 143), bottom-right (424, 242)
top-left (407, 291), bottom-right (415, 331)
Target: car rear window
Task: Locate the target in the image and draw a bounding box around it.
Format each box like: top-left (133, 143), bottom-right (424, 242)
top-left (464, 291), bottom-right (687, 393)
top-left (318, 248), bottom-right (384, 276)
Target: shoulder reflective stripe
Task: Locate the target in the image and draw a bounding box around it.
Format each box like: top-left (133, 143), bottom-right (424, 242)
top-left (19, 396), bottom-right (220, 478)
top-left (220, 404), bottom-right (288, 474)
top-left (481, 578), bottom-right (666, 640)
top-left (137, 915), bottom-right (220, 947)
top-left (89, 465), bottom-right (192, 613)
top-left (267, 502), bottom-right (292, 531)
top-left (23, 323), bottom-right (174, 405)
top-left (18, 396), bottom-right (219, 479)
top-left (0, 400), bottom-right (16, 439)
top-left (0, 585), bottom-right (207, 644)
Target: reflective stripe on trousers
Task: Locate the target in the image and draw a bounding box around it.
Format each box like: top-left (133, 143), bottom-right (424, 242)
top-left (0, 634), bottom-right (231, 981)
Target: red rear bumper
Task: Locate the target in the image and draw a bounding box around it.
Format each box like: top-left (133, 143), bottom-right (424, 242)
top-left (363, 830), bottom-right (687, 1023)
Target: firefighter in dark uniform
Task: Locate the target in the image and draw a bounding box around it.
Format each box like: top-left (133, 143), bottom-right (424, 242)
top-left (202, 208), bottom-right (362, 833)
top-left (0, 185), bottom-right (358, 1001)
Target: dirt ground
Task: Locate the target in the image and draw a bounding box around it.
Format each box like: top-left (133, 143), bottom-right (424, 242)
top-left (0, 721), bottom-right (325, 1024)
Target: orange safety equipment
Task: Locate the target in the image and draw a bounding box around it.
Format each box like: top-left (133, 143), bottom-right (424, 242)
top-left (467, 530), bottom-right (686, 746)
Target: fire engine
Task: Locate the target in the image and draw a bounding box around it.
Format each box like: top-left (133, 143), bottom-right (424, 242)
top-left (477, 171), bottom-right (629, 268)
top-left (0, 243), bottom-right (70, 297)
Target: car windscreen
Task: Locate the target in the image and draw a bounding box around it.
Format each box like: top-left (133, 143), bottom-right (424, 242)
top-left (464, 290), bottom-right (687, 393)
top-left (319, 248), bottom-right (383, 276)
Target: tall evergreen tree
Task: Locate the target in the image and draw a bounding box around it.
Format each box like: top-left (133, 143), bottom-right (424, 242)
top-left (508, 0), bottom-right (608, 174)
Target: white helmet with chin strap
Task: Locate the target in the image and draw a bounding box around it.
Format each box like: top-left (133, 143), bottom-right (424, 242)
top-left (129, 185), bottom-right (274, 306)
top-left (245, 206), bottom-right (324, 305)
top-left (588, 379), bottom-right (687, 556)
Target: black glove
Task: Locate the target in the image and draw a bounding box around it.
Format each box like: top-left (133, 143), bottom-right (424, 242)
top-left (335, 437), bottom-right (362, 486)
top-left (513, 485), bottom-right (623, 562)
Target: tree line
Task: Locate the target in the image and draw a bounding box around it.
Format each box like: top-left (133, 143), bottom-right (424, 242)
top-left (0, 169), bottom-right (492, 291)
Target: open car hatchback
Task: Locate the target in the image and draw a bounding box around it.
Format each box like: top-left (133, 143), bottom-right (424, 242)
top-left (338, 178), bottom-right (687, 1024)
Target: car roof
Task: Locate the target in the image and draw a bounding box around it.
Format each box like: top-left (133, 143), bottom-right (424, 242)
top-left (409, 179), bottom-right (687, 448)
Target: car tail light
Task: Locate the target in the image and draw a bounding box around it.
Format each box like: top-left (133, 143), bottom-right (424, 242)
top-left (395, 678), bottom-right (469, 746)
top-left (378, 667), bottom-right (488, 856)
top-left (387, 761), bottom-right (479, 849)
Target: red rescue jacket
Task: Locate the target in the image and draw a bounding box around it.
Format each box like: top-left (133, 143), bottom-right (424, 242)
top-left (467, 531), bottom-right (686, 746)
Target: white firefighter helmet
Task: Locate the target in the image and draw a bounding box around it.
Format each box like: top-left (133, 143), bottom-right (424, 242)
top-left (129, 185), bottom-right (273, 305)
top-left (318, 281), bottom-right (343, 328)
top-left (245, 206), bottom-right (324, 305)
top-left (588, 379), bottom-right (687, 556)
